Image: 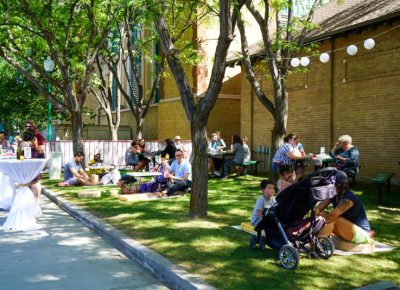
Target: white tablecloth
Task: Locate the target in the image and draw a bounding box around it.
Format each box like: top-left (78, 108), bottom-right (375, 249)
top-left (0, 158), bottom-right (48, 231)
top-left (0, 173), bottom-right (16, 210)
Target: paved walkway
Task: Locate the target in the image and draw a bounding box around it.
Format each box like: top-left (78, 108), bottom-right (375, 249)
top-left (0, 196), bottom-right (168, 290)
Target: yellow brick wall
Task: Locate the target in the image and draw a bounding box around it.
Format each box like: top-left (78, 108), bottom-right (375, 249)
top-left (97, 106), bottom-right (159, 140)
top-left (156, 97), bottom-right (241, 140)
top-left (241, 21), bottom-right (400, 179)
top-left (220, 73), bottom-right (242, 94)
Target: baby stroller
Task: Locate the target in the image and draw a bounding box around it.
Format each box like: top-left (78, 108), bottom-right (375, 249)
top-left (252, 167), bottom-right (339, 270)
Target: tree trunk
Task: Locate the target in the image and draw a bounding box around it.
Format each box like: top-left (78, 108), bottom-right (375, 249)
top-left (110, 127), bottom-right (118, 141)
top-left (270, 80), bottom-right (288, 179)
top-left (133, 117), bottom-right (144, 140)
top-left (71, 110), bottom-right (84, 153)
top-left (189, 117), bottom-right (209, 218)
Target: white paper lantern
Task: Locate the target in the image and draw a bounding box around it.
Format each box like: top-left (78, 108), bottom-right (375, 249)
top-left (290, 58), bottom-right (300, 67)
top-left (364, 38), bottom-right (375, 50)
top-left (319, 53), bottom-right (330, 63)
top-left (347, 45), bottom-right (358, 56)
top-left (300, 57), bottom-right (310, 67)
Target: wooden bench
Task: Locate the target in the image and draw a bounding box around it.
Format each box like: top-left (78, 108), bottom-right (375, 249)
top-left (236, 160), bottom-right (263, 176)
top-left (371, 171), bottom-right (395, 204)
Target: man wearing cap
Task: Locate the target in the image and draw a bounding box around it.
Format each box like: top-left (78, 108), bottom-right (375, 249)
top-left (316, 170), bottom-right (373, 244)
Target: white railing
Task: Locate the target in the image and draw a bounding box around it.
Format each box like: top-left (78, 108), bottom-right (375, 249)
top-left (45, 140), bottom-right (192, 167)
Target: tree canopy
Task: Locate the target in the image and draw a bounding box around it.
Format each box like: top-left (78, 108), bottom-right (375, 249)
top-left (0, 59), bottom-right (47, 132)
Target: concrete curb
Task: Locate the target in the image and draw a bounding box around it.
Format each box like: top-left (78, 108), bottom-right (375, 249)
top-left (42, 188), bottom-right (217, 290)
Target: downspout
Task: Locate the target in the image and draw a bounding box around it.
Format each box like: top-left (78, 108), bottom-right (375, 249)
top-left (329, 36), bottom-right (336, 145)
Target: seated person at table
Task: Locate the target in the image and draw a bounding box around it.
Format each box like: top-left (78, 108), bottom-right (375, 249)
top-left (317, 171), bottom-right (373, 244)
top-left (138, 139), bottom-right (146, 152)
top-left (221, 135), bottom-right (245, 179)
top-left (208, 133), bottom-right (222, 176)
top-left (0, 130), bottom-right (10, 149)
top-left (329, 134), bottom-right (359, 178)
top-left (272, 133), bottom-right (310, 178)
top-left (251, 180), bottom-right (276, 226)
top-left (161, 138), bottom-right (176, 165)
top-left (242, 136), bottom-right (251, 163)
top-left (88, 153), bottom-right (103, 165)
top-left (125, 140), bottom-right (146, 171)
top-left (59, 151), bottom-right (99, 186)
top-left (163, 149), bottom-right (191, 196)
top-left (140, 153), bottom-right (171, 193)
top-left (277, 164), bottom-right (296, 193)
top-left (215, 131), bottom-right (227, 151)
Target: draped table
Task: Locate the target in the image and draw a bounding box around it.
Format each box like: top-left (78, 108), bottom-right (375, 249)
top-left (0, 158), bottom-right (48, 231)
top-left (0, 155), bottom-right (17, 210)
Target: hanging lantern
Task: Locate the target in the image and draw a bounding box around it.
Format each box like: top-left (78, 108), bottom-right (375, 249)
top-left (290, 58), bottom-right (300, 67)
top-left (364, 38), bottom-right (375, 50)
top-left (319, 53), bottom-right (330, 63)
top-left (300, 57), bottom-right (310, 67)
top-left (347, 45), bottom-right (358, 56)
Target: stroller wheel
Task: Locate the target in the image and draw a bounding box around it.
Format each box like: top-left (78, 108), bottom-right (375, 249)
top-left (259, 236), bottom-right (266, 250)
top-left (279, 245), bottom-right (299, 270)
top-left (249, 235), bottom-right (257, 249)
top-left (316, 237), bottom-right (335, 259)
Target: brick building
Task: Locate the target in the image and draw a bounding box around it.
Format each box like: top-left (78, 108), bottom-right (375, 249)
top-left (237, 0), bottom-right (400, 181)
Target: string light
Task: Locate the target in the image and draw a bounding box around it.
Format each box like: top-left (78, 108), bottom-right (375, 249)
top-left (261, 23), bottom-right (400, 67)
top-left (230, 23), bottom-right (399, 69)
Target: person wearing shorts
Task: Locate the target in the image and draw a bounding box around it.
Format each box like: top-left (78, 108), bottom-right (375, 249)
top-left (316, 170), bottom-right (372, 244)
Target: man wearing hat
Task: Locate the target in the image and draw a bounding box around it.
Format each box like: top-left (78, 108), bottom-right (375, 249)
top-left (316, 170), bottom-right (373, 244)
top-left (0, 129), bottom-right (10, 149)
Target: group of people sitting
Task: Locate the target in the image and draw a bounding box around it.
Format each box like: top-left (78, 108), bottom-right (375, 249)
top-left (251, 169), bottom-right (372, 247)
top-left (272, 132), bottom-right (360, 193)
top-left (251, 133), bottom-right (369, 246)
top-left (207, 131), bottom-right (251, 179)
top-left (59, 136), bottom-right (192, 197)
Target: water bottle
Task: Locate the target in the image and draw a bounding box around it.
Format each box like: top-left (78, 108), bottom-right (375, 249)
top-left (149, 162), bottom-right (154, 172)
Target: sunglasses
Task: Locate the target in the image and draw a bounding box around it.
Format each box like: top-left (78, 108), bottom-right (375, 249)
top-left (175, 154), bottom-right (183, 157)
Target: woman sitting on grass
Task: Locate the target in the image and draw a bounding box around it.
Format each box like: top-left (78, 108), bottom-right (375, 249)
top-left (316, 171), bottom-right (374, 244)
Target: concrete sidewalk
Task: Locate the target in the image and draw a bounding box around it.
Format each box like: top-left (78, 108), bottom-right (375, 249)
top-left (0, 196), bottom-right (168, 290)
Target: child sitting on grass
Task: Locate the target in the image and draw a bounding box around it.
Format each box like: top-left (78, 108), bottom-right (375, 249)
top-left (251, 179), bottom-right (276, 227)
top-left (277, 164), bottom-right (296, 193)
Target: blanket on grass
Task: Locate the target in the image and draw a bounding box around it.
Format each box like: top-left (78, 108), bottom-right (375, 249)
top-left (232, 222), bottom-right (396, 256)
top-left (112, 192), bottom-right (183, 202)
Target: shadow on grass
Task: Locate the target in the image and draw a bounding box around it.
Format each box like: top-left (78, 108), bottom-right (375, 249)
top-left (42, 177), bottom-right (400, 289)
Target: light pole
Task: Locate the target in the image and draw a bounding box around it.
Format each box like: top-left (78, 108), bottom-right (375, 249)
top-left (44, 56), bottom-right (55, 141)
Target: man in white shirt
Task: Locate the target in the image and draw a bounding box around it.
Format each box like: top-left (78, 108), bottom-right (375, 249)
top-left (165, 149), bottom-right (191, 195)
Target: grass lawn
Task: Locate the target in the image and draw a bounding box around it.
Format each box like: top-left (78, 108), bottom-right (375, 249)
top-left (42, 176), bottom-right (400, 289)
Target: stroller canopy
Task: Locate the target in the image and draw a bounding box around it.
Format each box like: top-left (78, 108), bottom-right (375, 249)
top-left (275, 167), bottom-right (338, 225)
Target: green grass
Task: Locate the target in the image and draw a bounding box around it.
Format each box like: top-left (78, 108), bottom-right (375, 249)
top-left (42, 176), bottom-right (400, 289)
